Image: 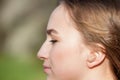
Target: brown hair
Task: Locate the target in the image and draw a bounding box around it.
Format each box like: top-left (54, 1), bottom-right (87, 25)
top-left (59, 0), bottom-right (120, 79)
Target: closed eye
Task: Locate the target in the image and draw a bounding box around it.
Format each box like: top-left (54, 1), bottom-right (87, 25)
top-left (50, 40), bottom-right (57, 44)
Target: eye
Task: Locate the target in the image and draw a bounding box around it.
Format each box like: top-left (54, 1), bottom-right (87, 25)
top-left (50, 39), bottom-right (57, 44)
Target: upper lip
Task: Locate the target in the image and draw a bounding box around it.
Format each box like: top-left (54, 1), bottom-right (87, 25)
top-left (43, 64), bottom-right (51, 69)
top-left (44, 66), bottom-right (51, 69)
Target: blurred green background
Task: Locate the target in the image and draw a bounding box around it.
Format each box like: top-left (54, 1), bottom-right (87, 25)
top-left (0, 0), bottom-right (57, 80)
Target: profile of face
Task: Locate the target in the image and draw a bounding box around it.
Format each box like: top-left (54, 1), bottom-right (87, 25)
top-left (37, 4), bottom-right (97, 80)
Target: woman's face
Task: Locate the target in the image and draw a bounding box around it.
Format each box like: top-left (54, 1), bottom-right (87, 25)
top-left (37, 5), bottom-right (91, 80)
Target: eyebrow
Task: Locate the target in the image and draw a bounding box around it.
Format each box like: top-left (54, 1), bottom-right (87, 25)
top-left (47, 29), bottom-right (58, 35)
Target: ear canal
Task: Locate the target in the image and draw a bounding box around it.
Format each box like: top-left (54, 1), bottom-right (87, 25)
top-left (87, 54), bottom-right (96, 63)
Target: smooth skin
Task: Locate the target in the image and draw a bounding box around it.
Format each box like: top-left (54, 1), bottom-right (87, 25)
top-left (37, 4), bottom-right (115, 80)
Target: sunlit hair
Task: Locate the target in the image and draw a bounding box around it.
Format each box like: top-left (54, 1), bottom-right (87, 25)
top-left (59, 0), bottom-right (120, 79)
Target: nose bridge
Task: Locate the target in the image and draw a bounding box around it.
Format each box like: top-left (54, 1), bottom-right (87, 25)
top-left (37, 42), bottom-right (49, 60)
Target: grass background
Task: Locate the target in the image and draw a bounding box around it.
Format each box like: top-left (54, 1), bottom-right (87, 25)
top-left (0, 54), bottom-right (46, 80)
top-left (0, 0), bottom-right (57, 80)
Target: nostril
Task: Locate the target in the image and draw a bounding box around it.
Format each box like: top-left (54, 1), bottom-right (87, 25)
top-left (37, 52), bottom-right (46, 60)
top-left (39, 57), bottom-right (45, 60)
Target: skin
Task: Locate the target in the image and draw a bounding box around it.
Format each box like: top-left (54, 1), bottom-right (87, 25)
top-left (37, 4), bottom-right (116, 80)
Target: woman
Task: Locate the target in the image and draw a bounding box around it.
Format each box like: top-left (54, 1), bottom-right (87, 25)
top-left (37, 0), bottom-right (120, 80)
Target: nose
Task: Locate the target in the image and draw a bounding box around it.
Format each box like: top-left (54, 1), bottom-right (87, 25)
top-left (37, 42), bottom-right (49, 60)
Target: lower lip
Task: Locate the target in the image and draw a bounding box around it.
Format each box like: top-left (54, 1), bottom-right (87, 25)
top-left (44, 67), bottom-right (51, 74)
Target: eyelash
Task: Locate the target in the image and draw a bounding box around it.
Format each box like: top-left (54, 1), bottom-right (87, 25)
top-left (50, 40), bottom-right (57, 44)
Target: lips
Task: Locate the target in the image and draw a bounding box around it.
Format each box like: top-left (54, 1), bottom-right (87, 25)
top-left (44, 66), bottom-right (51, 69)
top-left (43, 65), bottom-right (51, 74)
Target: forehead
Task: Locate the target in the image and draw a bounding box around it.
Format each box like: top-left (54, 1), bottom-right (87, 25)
top-left (46, 4), bottom-right (86, 44)
top-left (47, 4), bottom-right (73, 30)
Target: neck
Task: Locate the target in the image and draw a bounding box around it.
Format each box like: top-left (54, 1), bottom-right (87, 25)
top-left (79, 59), bottom-right (117, 80)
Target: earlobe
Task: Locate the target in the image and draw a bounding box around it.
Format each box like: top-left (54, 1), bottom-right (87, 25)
top-left (87, 51), bottom-right (106, 68)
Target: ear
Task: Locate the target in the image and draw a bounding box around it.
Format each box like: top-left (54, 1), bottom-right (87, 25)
top-left (86, 44), bottom-right (106, 68)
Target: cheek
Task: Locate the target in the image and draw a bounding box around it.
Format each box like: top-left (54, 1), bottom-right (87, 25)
top-left (49, 44), bottom-right (86, 80)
